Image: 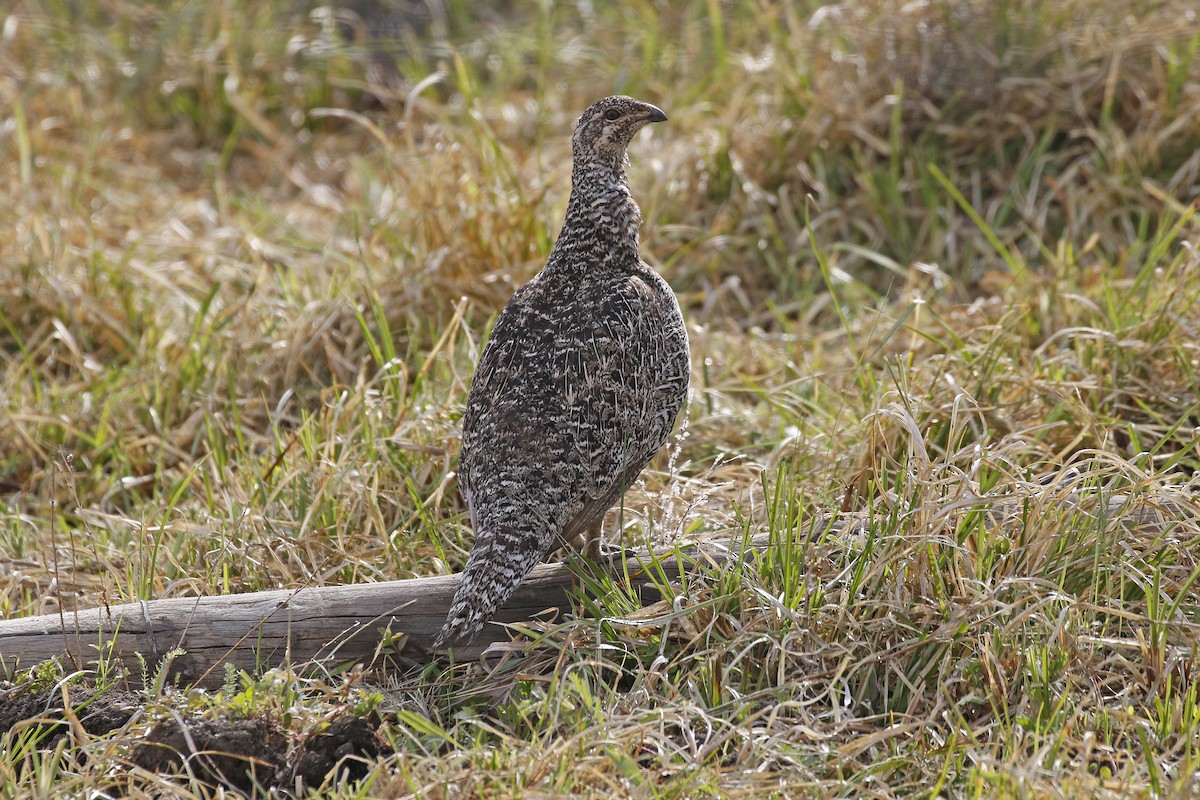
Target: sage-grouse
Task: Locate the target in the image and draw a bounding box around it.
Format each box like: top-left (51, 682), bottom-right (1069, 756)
top-left (435, 96), bottom-right (690, 649)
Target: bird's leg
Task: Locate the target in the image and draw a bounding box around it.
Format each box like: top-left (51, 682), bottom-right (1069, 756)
top-left (554, 522), bottom-right (603, 560)
top-left (583, 522), bottom-right (602, 560)
top-left (550, 523), bottom-right (600, 562)
top-left (585, 522), bottom-right (637, 565)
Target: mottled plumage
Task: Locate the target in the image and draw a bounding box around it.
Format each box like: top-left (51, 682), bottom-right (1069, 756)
top-left (435, 96), bottom-right (690, 649)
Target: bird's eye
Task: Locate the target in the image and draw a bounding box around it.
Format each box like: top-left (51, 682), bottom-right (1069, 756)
top-left (603, 109), bottom-right (621, 121)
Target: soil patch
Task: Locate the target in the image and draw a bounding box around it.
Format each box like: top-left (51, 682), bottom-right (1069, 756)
top-left (132, 715), bottom-right (289, 793)
top-left (0, 680), bottom-right (140, 743)
top-left (2, 678), bottom-right (384, 794)
top-left (132, 712), bottom-right (383, 794)
top-left (290, 714), bottom-right (383, 787)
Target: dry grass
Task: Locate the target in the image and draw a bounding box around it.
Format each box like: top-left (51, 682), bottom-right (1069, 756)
top-left (3, 0), bottom-right (1200, 796)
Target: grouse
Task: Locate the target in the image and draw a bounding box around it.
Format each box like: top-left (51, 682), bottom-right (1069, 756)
top-left (435, 96), bottom-right (690, 649)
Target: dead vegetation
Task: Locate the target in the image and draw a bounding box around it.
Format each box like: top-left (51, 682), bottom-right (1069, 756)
top-left (3, 0), bottom-right (1200, 796)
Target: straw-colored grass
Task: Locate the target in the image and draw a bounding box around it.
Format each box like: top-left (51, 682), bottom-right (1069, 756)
top-left (3, 0), bottom-right (1200, 796)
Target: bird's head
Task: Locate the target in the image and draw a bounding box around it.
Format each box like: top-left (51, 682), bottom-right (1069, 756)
top-left (571, 95), bottom-right (667, 170)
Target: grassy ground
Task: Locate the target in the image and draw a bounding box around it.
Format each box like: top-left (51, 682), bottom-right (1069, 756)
top-left (3, 0), bottom-right (1200, 796)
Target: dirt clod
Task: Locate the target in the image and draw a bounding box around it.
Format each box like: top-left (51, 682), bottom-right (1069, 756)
top-left (0, 681), bottom-right (139, 743)
top-left (130, 711), bottom-right (383, 793)
top-left (291, 714), bottom-right (383, 787)
top-left (132, 715), bottom-right (288, 793)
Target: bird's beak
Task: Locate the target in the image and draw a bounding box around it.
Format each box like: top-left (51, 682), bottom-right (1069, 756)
top-left (644, 104), bottom-right (668, 124)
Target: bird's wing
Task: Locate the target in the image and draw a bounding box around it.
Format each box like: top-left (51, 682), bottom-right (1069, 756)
top-left (460, 270), bottom-right (686, 549)
top-left (459, 279), bottom-right (598, 545)
top-left (558, 272), bottom-right (687, 541)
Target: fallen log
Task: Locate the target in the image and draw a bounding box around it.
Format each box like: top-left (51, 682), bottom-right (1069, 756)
top-left (0, 533), bottom-right (768, 688)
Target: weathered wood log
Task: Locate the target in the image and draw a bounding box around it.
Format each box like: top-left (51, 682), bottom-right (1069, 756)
top-left (0, 534), bottom-right (768, 688)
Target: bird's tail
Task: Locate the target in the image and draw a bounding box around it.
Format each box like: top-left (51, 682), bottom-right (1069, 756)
top-left (434, 537), bottom-right (542, 650)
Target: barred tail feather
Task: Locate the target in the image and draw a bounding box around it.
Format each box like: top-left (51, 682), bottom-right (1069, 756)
top-left (433, 533), bottom-right (542, 650)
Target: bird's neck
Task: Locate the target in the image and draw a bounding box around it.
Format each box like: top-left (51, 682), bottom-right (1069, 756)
top-left (550, 158), bottom-right (643, 269)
